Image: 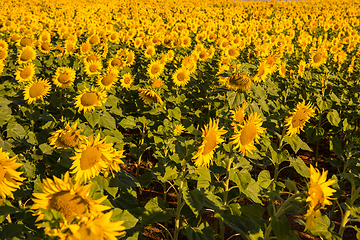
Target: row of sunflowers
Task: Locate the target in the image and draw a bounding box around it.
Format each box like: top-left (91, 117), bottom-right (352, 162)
top-left (0, 0), bottom-right (360, 239)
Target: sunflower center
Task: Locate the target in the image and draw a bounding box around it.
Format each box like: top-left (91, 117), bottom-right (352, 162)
top-left (87, 55), bottom-right (97, 62)
top-left (89, 36), bottom-right (99, 45)
top-left (101, 75), bottom-right (115, 86)
top-left (20, 67), bottom-right (32, 79)
top-left (111, 58), bottom-right (121, 67)
top-left (257, 67), bottom-right (265, 77)
top-left (58, 131), bottom-right (79, 148)
top-left (123, 77), bottom-right (131, 84)
top-left (41, 42), bottom-right (50, 51)
top-left (49, 191), bottom-right (88, 222)
top-left (203, 131), bottom-right (217, 155)
top-left (177, 72), bottom-right (185, 81)
top-left (80, 92), bottom-right (99, 107)
top-left (89, 64), bottom-right (98, 73)
top-left (151, 65), bottom-right (160, 75)
top-left (80, 146), bottom-right (102, 170)
top-left (29, 83), bottom-right (46, 98)
top-left (58, 73), bottom-right (71, 84)
top-left (240, 122), bottom-right (257, 146)
top-left (291, 108), bottom-right (308, 128)
top-left (20, 49), bottom-right (34, 62)
top-left (313, 53), bottom-right (322, 63)
top-left (111, 33), bottom-right (117, 40)
top-left (20, 37), bottom-right (32, 47)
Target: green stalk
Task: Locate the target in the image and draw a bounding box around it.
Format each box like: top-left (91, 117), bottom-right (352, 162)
top-left (174, 179), bottom-right (185, 240)
top-left (263, 192), bottom-right (305, 240)
top-left (220, 157), bottom-right (233, 239)
top-left (314, 112), bottom-right (322, 167)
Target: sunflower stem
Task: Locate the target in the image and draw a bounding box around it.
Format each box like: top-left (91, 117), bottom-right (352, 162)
top-left (338, 209), bottom-right (351, 237)
top-left (220, 156), bottom-right (233, 239)
top-left (174, 177), bottom-right (185, 240)
top-left (314, 112), bottom-right (322, 167)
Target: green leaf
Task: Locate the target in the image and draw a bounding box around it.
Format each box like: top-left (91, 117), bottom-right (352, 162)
top-left (285, 134), bottom-right (313, 153)
top-left (141, 197), bottom-right (174, 225)
top-left (186, 222), bottom-right (215, 240)
top-left (329, 136), bottom-right (343, 156)
top-left (310, 215), bottom-right (333, 239)
top-left (21, 160), bottom-right (36, 179)
top-left (0, 105), bottom-right (12, 127)
top-left (245, 179), bottom-right (262, 204)
top-left (99, 111), bottom-right (116, 130)
top-left (39, 143), bottom-right (53, 155)
top-left (183, 188), bottom-right (204, 217)
top-left (7, 121), bottom-right (27, 139)
top-left (271, 218), bottom-right (291, 240)
top-left (258, 170), bottom-right (271, 188)
top-left (316, 97), bottom-right (332, 112)
top-left (204, 190), bottom-right (227, 213)
top-left (119, 116), bottom-right (137, 129)
top-left (229, 169), bottom-right (251, 193)
top-left (163, 165), bottom-right (178, 180)
top-left (0, 136), bottom-right (13, 153)
top-left (0, 223), bottom-right (24, 239)
top-left (0, 205), bottom-right (19, 215)
top-left (111, 208), bottom-right (138, 230)
top-left (327, 110), bottom-right (340, 127)
top-left (84, 111), bottom-right (100, 128)
top-left (290, 157), bottom-right (310, 178)
top-left (168, 107), bottom-right (181, 120)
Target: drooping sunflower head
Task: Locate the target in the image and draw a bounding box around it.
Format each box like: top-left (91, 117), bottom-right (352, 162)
top-left (120, 72), bottom-right (134, 89)
top-left (31, 172), bottom-right (110, 223)
top-left (97, 68), bottom-right (119, 90)
top-left (285, 101), bottom-right (315, 136)
top-left (172, 67), bottom-right (190, 87)
top-left (138, 88), bottom-right (163, 105)
top-left (0, 148), bottom-right (25, 201)
top-left (70, 134), bottom-right (115, 182)
top-left (23, 78), bottom-right (51, 104)
top-left (227, 73), bottom-right (251, 91)
top-left (48, 122), bottom-right (86, 149)
top-left (53, 67), bottom-right (76, 88)
top-left (231, 112), bottom-right (265, 156)
top-left (192, 118), bottom-right (227, 168)
top-left (18, 46), bottom-right (37, 64)
top-left (74, 87), bottom-right (107, 113)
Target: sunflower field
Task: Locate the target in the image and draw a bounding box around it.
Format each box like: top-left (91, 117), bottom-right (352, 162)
top-left (0, 0), bottom-right (360, 239)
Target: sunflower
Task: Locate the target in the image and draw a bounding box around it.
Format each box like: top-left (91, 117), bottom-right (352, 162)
top-left (64, 40), bottom-right (77, 55)
top-left (125, 50), bottom-right (135, 67)
top-left (182, 56), bottom-right (197, 74)
top-left (144, 45), bottom-right (156, 58)
top-left (97, 68), bottom-right (119, 90)
top-left (138, 88), bottom-right (163, 105)
top-left (53, 67), bottom-right (76, 88)
top-left (0, 40), bottom-right (9, 50)
top-left (230, 103), bottom-right (248, 127)
top-left (58, 211), bottom-right (125, 240)
top-left (227, 45), bottom-right (240, 59)
top-left (172, 67), bottom-right (190, 87)
top-left (192, 118), bottom-right (227, 168)
top-left (147, 60), bottom-right (164, 79)
top-left (226, 73), bottom-right (251, 91)
top-left (70, 134), bottom-right (115, 182)
top-left (285, 101), bottom-right (315, 136)
top-left (174, 124), bottom-right (185, 136)
top-left (84, 52), bottom-right (101, 65)
top-left (23, 79), bottom-right (51, 104)
top-left (74, 87), bottom-right (107, 113)
top-left (48, 122), bottom-right (86, 149)
top-left (305, 165), bottom-right (336, 231)
top-left (120, 72), bottom-right (134, 89)
top-left (309, 48), bottom-right (327, 68)
top-left (152, 78), bottom-right (164, 88)
top-left (18, 46), bottom-right (37, 64)
top-left (19, 36), bottom-right (33, 47)
top-left (31, 172), bottom-right (110, 223)
top-left (231, 112), bottom-right (265, 156)
top-left (107, 57), bottom-right (124, 70)
top-left (0, 61), bottom-right (4, 76)
top-left (298, 60), bottom-right (306, 78)
top-left (253, 63), bottom-right (270, 83)
top-left (0, 47), bottom-right (8, 61)
top-left (80, 42), bottom-right (92, 56)
top-left (278, 62), bottom-right (287, 78)
top-left (0, 148), bottom-right (25, 202)
top-left (85, 60), bottom-right (102, 76)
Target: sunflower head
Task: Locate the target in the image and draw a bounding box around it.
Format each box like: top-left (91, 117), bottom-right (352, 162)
top-left (147, 60), bottom-right (164, 79)
top-left (53, 67), bottom-right (76, 88)
top-left (227, 73), bottom-right (251, 91)
top-left (0, 148), bottom-right (25, 201)
top-left (18, 46), bottom-right (37, 64)
top-left (85, 60), bottom-right (102, 76)
top-left (138, 88), bottom-right (163, 105)
top-left (192, 118), bottom-right (227, 168)
top-left (285, 101), bottom-right (315, 136)
top-left (172, 67), bottom-right (190, 87)
top-left (120, 72), bottom-right (134, 89)
top-left (74, 87), bottom-right (107, 113)
top-left (48, 122), bottom-right (86, 149)
top-left (23, 78), bottom-right (51, 104)
top-left (97, 68), bottom-right (119, 90)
